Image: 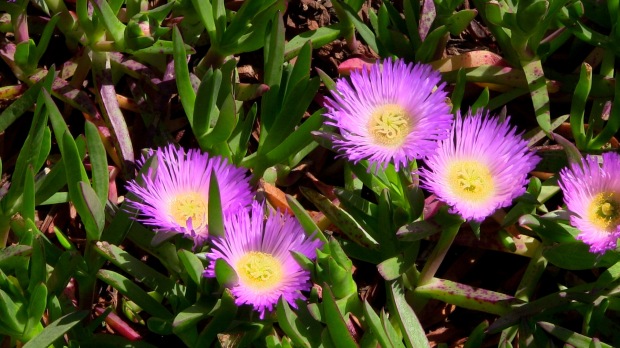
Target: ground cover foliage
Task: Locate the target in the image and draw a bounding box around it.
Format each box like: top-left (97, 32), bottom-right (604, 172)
top-left (1, 0), bottom-right (620, 346)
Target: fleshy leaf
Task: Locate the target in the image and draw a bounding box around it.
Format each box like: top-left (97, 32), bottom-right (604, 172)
top-left (301, 187), bottom-right (379, 249)
top-left (97, 270), bottom-right (173, 319)
top-left (21, 311), bottom-right (89, 348)
top-left (322, 283), bottom-right (358, 347)
top-left (178, 249), bottom-right (206, 286)
top-left (388, 280), bottom-right (430, 348)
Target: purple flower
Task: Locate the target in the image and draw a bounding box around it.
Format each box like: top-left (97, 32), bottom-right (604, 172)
top-left (125, 145), bottom-right (253, 246)
top-left (420, 110), bottom-right (540, 222)
top-left (204, 202), bottom-right (322, 319)
top-left (559, 153), bottom-right (620, 254)
top-left (324, 58), bottom-right (452, 172)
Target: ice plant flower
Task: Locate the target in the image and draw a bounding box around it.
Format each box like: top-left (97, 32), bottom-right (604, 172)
top-left (559, 153), bottom-right (620, 254)
top-left (204, 202), bottom-right (322, 319)
top-left (125, 145), bottom-right (253, 245)
top-left (420, 110), bottom-right (540, 222)
top-left (324, 58), bottom-right (452, 172)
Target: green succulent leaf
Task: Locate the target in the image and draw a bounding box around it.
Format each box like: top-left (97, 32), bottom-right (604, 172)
top-left (22, 310), bottom-right (89, 348)
top-left (208, 173), bottom-right (224, 238)
top-left (97, 270), bottom-right (173, 319)
top-left (195, 290), bottom-right (238, 346)
top-left (363, 301), bottom-right (400, 348)
top-left (570, 63), bottom-right (591, 148)
top-left (301, 187), bottom-right (379, 250)
top-left (0, 245), bottom-right (32, 266)
top-left (173, 297), bottom-right (218, 335)
top-left (537, 321), bottom-right (613, 348)
top-left (24, 283), bottom-right (47, 339)
top-left (464, 320), bottom-right (489, 348)
top-left (172, 26), bottom-right (196, 124)
top-left (286, 194), bottom-right (327, 243)
top-left (322, 283), bottom-right (358, 347)
top-left (277, 298), bottom-right (315, 348)
top-left (95, 242), bottom-right (178, 296)
top-left (516, 0), bottom-right (549, 35)
top-left (90, 0), bottom-right (126, 48)
top-left (543, 242), bottom-right (620, 270)
top-left (214, 258), bottom-right (238, 286)
top-left (388, 280), bottom-right (430, 348)
top-left (178, 249), bottom-right (206, 286)
top-left (445, 9), bottom-right (478, 35)
top-left (85, 120), bottom-right (109, 206)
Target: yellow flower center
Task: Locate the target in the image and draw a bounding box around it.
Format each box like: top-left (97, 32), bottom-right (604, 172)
top-left (169, 191), bottom-right (208, 228)
top-left (367, 104), bottom-right (412, 147)
top-left (587, 192), bottom-right (620, 232)
top-left (446, 160), bottom-right (495, 203)
top-left (236, 251), bottom-right (283, 292)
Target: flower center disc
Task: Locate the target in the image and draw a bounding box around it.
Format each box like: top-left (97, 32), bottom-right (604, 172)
top-left (236, 251), bottom-right (283, 292)
top-left (169, 192), bottom-right (208, 228)
top-left (587, 192), bottom-right (620, 232)
top-left (367, 104), bottom-right (412, 147)
top-left (446, 160), bottom-right (495, 203)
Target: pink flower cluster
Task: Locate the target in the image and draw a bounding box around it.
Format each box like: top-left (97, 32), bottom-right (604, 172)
top-left (326, 58), bottom-right (619, 254)
top-left (326, 58), bottom-right (539, 222)
top-left (126, 145), bottom-right (322, 318)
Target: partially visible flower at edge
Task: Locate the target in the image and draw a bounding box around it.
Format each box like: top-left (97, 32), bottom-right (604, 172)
top-left (204, 201), bottom-right (323, 319)
top-left (323, 57), bottom-right (453, 173)
top-left (125, 144), bottom-right (253, 246)
top-left (559, 152), bottom-right (620, 254)
top-left (420, 109), bottom-right (540, 222)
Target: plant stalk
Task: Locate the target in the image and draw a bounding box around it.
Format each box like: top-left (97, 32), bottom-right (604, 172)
top-left (417, 218), bottom-right (463, 286)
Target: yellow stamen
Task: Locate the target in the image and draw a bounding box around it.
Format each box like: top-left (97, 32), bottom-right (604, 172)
top-left (169, 192), bottom-right (208, 228)
top-left (587, 192), bottom-right (620, 232)
top-left (367, 104), bottom-right (412, 147)
top-left (446, 160), bottom-right (495, 203)
top-left (236, 251), bottom-right (283, 292)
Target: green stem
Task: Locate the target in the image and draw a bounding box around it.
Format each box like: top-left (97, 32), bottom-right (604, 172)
top-left (43, 0), bottom-right (66, 13)
top-left (43, 0), bottom-right (84, 45)
top-left (499, 241), bottom-right (547, 343)
top-left (330, 0), bottom-right (357, 52)
top-left (0, 215), bottom-right (10, 249)
top-left (78, 242), bottom-right (100, 313)
top-left (245, 153), bottom-right (269, 187)
top-left (21, 321), bottom-right (44, 342)
top-left (588, 49), bottom-right (615, 138)
top-left (514, 242), bottom-right (547, 302)
top-left (417, 218), bottom-right (463, 286)
top-left (196, 47), bottom-right (226, 77)
top-left (77, 273), bottom-right (96, 312)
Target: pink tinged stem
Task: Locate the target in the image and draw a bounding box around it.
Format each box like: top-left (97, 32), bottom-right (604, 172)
top-left (414, 277), bottom-right (523, 316)
top-left (94, 307), bottom-right (142, 341)
top-left (12, 11), bottom-right (29, 43)
top-left (418, 0), bottom-right (436, 41)
top-left (92, 52), bottom-right (135, 175)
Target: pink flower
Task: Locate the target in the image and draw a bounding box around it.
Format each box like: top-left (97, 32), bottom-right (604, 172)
top-left (204, 202), bottom-right (322, 318)
top-left (324, 58), bottom-right (452, 172)
top-left (420, 110), bottom-right (540, 222)
top-left (559, 153), bottom-right (620, 254)
top-left (125, 145), bottom-right (253, 246)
